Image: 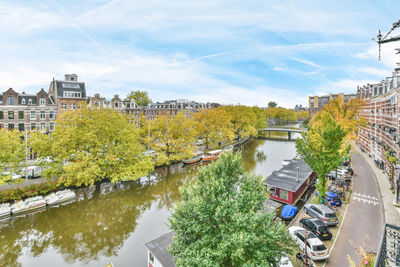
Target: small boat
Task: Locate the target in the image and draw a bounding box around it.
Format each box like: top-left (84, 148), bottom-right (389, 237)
top-left (45, 189), bottom-right (76, 206)
top-left (0, 203), bottom-right (11, 218)
top-left (222, 145), bottom-right (234, 152)
top-left (182, 156), bottom-right (202, 165)
top-left (281, 204), bottom-right (298, 221)
top-left (11, 196), bottom-right (46, 215)
top-left (202, 150), bottom-right (222, 162)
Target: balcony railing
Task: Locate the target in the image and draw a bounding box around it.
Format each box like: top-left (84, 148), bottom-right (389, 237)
top-left (375, 223), bottom-right (400, 266)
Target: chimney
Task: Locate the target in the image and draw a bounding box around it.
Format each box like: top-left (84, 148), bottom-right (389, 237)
top-left (296, 167), bottom-right (300, 182)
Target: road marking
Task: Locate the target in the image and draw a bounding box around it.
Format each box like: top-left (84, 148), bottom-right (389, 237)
top-left (353, 192), bottom-right (380, 206)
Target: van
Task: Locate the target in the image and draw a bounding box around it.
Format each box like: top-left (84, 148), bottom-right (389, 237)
top-left (304, 203), bottom-right (339, 226)
top-left (20, 166), bottom-right (43, 179)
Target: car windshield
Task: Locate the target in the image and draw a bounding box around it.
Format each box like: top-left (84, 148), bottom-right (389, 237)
top-left (307, 232), bottom-right (317, 239)
top-left (318, 226), bottom-right (329, 233)
top-left (325, 213), bottom-right (336, 218)
top-left (313, 244), bottom-right (327, 251)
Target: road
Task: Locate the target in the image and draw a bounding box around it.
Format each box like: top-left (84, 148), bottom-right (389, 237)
top-left (325, 152), bottom-right (383, 266)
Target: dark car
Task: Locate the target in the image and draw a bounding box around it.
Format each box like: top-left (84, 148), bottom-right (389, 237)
top-left (300, 218), bottom-right (332, 240)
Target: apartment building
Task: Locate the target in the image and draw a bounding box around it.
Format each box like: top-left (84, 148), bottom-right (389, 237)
top-left (308, 93), bottom-right (356, 118)
top-left (357, 63), bottom-right (400, 178)
top-left (0, 88), bottom-right (57, 132)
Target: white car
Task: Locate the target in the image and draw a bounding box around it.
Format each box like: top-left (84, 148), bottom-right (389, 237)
top-left (277, 255), bottom-right (294, 267)
top-left (288, 226), bottom-right (329, 261)
top-left (1, 171), bottom-right (21, 180)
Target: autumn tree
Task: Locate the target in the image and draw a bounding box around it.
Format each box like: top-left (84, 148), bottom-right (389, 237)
top-left (30, 105), bottom-right (153, 186)
top-left (296, 118), bottom-right (348, 200)
top-left (0, 129), bottom-right (25, 184)
top-left (125, 90), bottom-right (152, 107)
top-left (193, 108), bottom-right (234, 150)
top-left (296, 110), bottom-right (309, 121)
top-left (169, 152), bottom-right (295, 267)
top-left (150, 112), bottom-right (197, 165)
top-left (266, 107), bottom-right (297, 125)
top-left (220, 105), bottom-right (258, 139)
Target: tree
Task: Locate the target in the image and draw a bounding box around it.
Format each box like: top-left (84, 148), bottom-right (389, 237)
top-left (296, 110), bottom-right (309, 121)
top-left (125, 90), bottom-right (152, 107)
top-left (296, 118), bottom-right (348, 200)
top-left (0, 129), bottom-right (25, 185)
top-left (30, 105), bottom-right (154, 186)
top-left (268, 101), bottom-right (277, 108)
top-left (220, 105), bottom-right (258, 139)
top-left (169, 153), bottom-right (295, 267)
top-left (193, 108), bottom-right (234, 150)
top-left (150, 112), bottom-right (197, 165)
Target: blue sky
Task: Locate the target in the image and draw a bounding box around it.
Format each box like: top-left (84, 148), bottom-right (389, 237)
top-left (1, 0), bottom-right (399, 107)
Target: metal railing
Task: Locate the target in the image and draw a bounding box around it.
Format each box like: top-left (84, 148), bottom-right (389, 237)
top-left (375, 223), bottom-right (400, 266)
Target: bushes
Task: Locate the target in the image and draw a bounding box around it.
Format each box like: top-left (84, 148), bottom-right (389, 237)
top-left (0, 181), bottom-right (60, 202)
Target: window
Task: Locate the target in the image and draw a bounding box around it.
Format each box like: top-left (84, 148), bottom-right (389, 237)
top-left (115, 102), bottom-right (119, 108)
top-left (40, 98), bottom-right (46, 106)
top-left (49, 110), bottom-right (55, 119)
top-left (31, 123), bottom-right (36, 130)
top-left (61, 103), bottom-right (67, 110)
top-left (280, 189), bottom-right (289, 201)
top-left (8, 111), bottom-right (14, 119)
top-left (28, 98), bottom-right (32, 105)
top-left (70, 103), bottom-right (76, 110)
top-left (50, 122), bottom-right (55, 131)
top-left (18, 111), bottom-right (24, 120)
top-left (149, 252), bottom-right (155, 265)
top-left (40, 122), bottom-right (46, 132)
top-left (21, 98), bottom-right (26, 105)
top-left (0, 124), bottom-right (2, 129)
top-left (40, 111), bottom-right (46, 120)
top-left (63, 91), bottom-right (81, 98)
top-left (8, 123), bottom-right (14, 130)
top-left (0, 111), bottom-right (3, 120)
top-left (30, 111), bottom-right (36, 120)
top-left (8, 97), bottom-right (14, 105)
top-left (18, 123), bottom-right (24, 131)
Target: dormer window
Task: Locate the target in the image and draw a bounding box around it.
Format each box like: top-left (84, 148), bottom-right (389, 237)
top-left (21, 98), bottom-right (26, 105)
top-left (28, 99), bottom-right (32, 105)
top-left (8, 97), bottom-right (14, 105)
top-left (40, 98), bottom-right (46, 106)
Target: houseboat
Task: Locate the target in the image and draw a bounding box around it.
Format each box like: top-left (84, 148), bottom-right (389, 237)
top-left (265, 159), bottom-right (315, 205)
top-left (0, 203), bottom-right (11, 218)
top-left (182, 155), bottom-right (202, 165)
top-left (145, 232), bottom-right (176, 267)
top-left (11, 196), bottom-right (46, 215)
top-left (202, 149), bottom-right (222, 162)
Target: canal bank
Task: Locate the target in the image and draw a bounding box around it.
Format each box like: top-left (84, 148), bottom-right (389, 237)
top-left (0, 137), bottom-right (300, 267)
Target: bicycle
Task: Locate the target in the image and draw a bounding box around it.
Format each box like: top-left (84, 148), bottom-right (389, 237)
top-left (295, 252), bottom-right (316, 267)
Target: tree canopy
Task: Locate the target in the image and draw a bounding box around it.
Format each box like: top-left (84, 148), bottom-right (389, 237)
top-left (0, 129), bottom-right (25, 185)
top-left (125, 90), bottom-right (152, 107)
top-left (169, 152), bottom-right (295, 267)
top-left (267, 101), bottom-right (277, 108)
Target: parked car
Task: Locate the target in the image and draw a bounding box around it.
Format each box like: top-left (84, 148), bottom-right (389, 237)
top-left (1, 171), bottom-right (21, 181)
top-left (304, 204), bottom-right (339, 226)
top-left (20, 166), bottom-right (43, 179)
top-left (324, 192), bottom-right (342, 207)
top-left (299, 218), bottom-right (332, 240)
top-left (288, 226), bottom-right (329, 261)
top-left (277, 255), bottom-right (294, 267)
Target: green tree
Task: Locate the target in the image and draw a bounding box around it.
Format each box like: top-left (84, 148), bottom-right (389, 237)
top-left (296, 118), bottom-right (347, 200)
top-left (169, 153), bottom-right (295, 267)
top-left (30, 105), bottom-right (154, 186)
top-left (125, 90), bottom-right (152, 107)
top-left (268, 101), bottom-right (277, 108)
top-left (220, 105), bottom-right (257, 139)
top-left (0, 129), bottom-right (25, 185)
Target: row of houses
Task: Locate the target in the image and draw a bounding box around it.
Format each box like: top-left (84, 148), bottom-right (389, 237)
top-left (0, 74), bottom-right (219, 132)
top-left (357, 63), bottom-right (400, 180)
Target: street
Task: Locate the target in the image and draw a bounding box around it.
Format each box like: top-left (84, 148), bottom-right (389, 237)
top-left (325, 152), bottom-right (383, 266)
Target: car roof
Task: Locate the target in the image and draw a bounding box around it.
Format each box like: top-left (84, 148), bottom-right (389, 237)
top-left (309, 218), bottom-right (325, 225)
top-left (307, 238), bottom-right (324, 246)
top-left (306, 203), bottom-right (334, 213)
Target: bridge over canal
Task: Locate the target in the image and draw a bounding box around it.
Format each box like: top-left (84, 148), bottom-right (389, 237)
top-left (262, 127), bottom-right (306, 141)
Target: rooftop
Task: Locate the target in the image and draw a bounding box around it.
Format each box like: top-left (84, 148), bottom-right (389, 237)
top-left (145, 232), bottom-right (176, 267)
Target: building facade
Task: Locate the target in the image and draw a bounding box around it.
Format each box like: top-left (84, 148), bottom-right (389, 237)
top-left (357, 64), bottom-right (400, 179)
top-left (308, 93), bottom-right (356, 118)
top-left (48, 74), bottom-right (87, 115)
top-left (0, 88), bottom-right (57, 132)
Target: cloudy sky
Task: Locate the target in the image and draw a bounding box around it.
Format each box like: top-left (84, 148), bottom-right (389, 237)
top-left (1, 1), bottom-right (399, 107)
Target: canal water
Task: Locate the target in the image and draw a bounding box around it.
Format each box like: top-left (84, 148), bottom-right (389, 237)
top-left (0, 136), bottom-right (299, 267)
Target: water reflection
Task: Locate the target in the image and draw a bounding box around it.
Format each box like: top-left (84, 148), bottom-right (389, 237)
top-left (0, 139), bottom-right (297, 267)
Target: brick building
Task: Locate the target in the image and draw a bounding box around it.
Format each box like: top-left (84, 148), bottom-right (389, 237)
top-left (0, 88), bottom-right (57, 132)
top-left (308, 93), bottom-right (356, 118)
top-left (357, 64), bottom-right (400, 179)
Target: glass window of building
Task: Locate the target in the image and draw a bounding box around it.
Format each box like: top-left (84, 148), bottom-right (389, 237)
top-left (49, 110), bottom-right (55, 119)
top-left (21, 98), bottom-right (26, 105)
top-left (28, 98), bottom-right (32, 105)
top-left (70, 103), bottom-right (76, 110)
top-left (31, 123), bottom-right (36, 130)
top-left (8, 123), bottom-right (14, 130)
top-left (40, 98), bottom-right (46, 106)
top-left (18, 111), bottom-right (24, 120)
top-left (40, 122), bottom-right (46, 132)
top-left (8, 111), bottom-right (14, 119)
top-left (50, 122), bottom-right (55, 131)
top-left (0, 111), bottom-right (3, 120)
top-left (8, 97), bottom-right (14, 105)
top-left (30, 110), bottom-right (36, 120)
top-left (40, 111), bottom-right (46, 120)
top-left (18, 123), bottom-right (24, 131)
top-left (62, 103), bottom-right (67, 110)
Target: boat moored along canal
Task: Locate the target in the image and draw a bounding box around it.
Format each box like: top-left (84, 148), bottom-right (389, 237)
top-left (201, 149), bottom-right (222, 162)
top-left (182, 155), bottom-right (202, 165)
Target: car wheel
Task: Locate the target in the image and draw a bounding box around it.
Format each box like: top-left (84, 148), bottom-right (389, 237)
top-left (304, 208), bottom-right (308, 214)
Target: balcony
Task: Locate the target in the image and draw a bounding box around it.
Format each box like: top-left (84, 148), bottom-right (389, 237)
top-left (375, 223), bottom-right (400, 266)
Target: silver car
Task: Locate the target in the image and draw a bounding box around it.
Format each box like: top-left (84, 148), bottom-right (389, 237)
top-left (304, 203), bottom-right (339, 226)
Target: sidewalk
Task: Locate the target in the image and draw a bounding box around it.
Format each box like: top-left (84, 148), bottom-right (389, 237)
top-left (354, 145), bottom-right (400, 225)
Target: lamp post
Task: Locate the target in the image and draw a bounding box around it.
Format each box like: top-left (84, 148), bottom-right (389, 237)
top-left (25, 128), bottom-right (28, 184)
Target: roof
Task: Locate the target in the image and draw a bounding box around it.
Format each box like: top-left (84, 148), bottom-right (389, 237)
top-left (265, 159), bottom-right (313, 192)
top-left (145, 232), bottom-right (176, 267)
top-left (55, 80), bottom-right (86, 98)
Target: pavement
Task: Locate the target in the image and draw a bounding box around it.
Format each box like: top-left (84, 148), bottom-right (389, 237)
top-left (354, 145), bottom-right (400, 225)
top-left (325, 151), bottom-right (384, 266)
